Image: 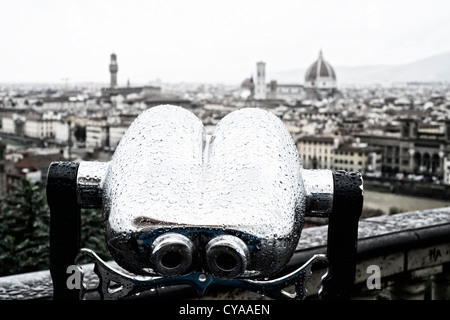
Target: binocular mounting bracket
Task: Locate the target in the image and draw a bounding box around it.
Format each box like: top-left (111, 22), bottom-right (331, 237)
top-left (76, 248), bottom-right (329, 300)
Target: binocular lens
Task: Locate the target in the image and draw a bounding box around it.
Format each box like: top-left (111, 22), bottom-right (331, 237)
top-left (205, 235), bottom-right (249, 278)
top-left (151, 233), bottom-right (194, 276)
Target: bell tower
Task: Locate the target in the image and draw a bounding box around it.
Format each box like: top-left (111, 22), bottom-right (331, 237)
top-left (255, 61), bottom-right (266, 100)
top-left (109, 53), bottom-right (118, 88)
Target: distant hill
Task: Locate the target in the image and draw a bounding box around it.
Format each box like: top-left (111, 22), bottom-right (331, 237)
top-left (270, 52), bottom-right (450, 85)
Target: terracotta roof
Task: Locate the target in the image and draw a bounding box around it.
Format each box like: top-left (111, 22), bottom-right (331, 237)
top-left (31, 153), bottom-right (66, 171)
top-left (14, 155), bottom-right (39, 172)
top-left (241, 77), bottom-right (254, 89)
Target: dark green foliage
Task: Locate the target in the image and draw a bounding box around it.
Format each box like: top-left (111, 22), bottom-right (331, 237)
top-left (389, 206), bottom-right (402, 215)
top-left (0, 179), bottom-right (111, 276)
top-left (0, 179), bottom-right (50, 276)
top-left (80, 208), bottom-right (111, 262)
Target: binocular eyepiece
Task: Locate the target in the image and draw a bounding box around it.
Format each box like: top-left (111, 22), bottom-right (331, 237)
top-left (148, 233), bottom-right (249, 278)
top-left (150, 233), bottom-right (194, 276)
top-left (73, 105), bottom-right (362, 279)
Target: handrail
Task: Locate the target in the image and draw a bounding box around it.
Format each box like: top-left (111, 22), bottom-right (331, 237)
top-left (1, 207), bottom-right (449, 300)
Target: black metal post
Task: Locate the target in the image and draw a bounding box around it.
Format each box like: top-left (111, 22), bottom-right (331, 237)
top-left (321, 170), bottom-right (363, 300)
top-left (47, 161), bottom-right (81, 300)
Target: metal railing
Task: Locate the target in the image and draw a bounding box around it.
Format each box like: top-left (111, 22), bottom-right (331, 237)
top-left (1, 207), bottom-right (449, 300)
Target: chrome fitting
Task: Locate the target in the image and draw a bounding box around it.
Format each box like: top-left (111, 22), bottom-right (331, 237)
top-left (150, 233), bottom-right (194, 276)
top-left (205, 235), bottom-right (249, 278)
top-left (76, 161), bottom-right (110, 209)
top-left (302, 169), bottom-right (334, 217)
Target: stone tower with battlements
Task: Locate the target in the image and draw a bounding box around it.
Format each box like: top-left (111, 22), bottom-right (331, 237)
top-left (109, 53), bottom-right (118, 88)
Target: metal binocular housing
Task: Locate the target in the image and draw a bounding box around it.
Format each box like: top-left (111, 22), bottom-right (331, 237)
top-left (48, 105), bottom-right (363, 300)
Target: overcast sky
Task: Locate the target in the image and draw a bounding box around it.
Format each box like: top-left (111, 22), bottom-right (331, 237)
top-left (1, 0), bottom-right (450, 85)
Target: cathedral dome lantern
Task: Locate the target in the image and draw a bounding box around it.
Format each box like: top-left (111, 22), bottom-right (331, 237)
top-left (304, 50), bottom-right (337, 90)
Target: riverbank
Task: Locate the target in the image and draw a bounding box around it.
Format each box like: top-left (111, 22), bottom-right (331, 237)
top-left (363, 176), bottom-right (450, 200)
top-left (363, 189), bottom-right (450, 216)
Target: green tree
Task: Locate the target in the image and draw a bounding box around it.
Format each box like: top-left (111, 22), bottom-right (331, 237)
top-left (0, 179), bottom-right (111, 276)
top-left (80, 208), bottom-right (111, 262)
top-left (0, 179), bottom-right (50, 276)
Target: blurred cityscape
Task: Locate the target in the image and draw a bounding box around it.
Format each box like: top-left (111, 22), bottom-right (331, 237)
top-left (1, 49), bottom-right (450, 301)
top-left (0, 51), bottom-right (449, 216)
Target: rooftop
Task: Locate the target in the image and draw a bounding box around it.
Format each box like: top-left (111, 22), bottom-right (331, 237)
top-left (297, 135), bottom-right (336, 143)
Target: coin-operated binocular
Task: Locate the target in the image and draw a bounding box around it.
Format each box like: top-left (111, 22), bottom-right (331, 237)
top-left (47, 105), bottom-right (363, 300)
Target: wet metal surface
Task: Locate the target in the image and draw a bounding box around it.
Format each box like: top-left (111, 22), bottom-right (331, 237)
top-left (102, 106), bottom-right (306, 278)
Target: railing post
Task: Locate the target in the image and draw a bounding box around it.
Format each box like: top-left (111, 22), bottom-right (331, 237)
top-left (47, 161), bottom-right (81, 300)
top-left (320, 171), bottom-right (364, 300)
top-left (388, 273), bottom-right (428, 300)
top-left (432, 263), bottom-right (450, 300)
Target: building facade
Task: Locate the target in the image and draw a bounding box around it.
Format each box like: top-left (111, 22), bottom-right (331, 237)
top-left (297, 135), bottom-right (382, 174)
top-left (24, 116), bottom-right (55, 139)
top-left (333, 143), bottom-right (382, 173)
top-left (297, 136), bottom-right (337, 169)
top-left (53, 121), bottom-right (71, 143)
top-left (86, 122), bottom-right (109, 148)
top-left (1, 115), bottom-right (16, 134)
top-left (357, 119), bottom-right (450, 182)
top-left (267, 81), bottom-right (305, 102)
top-left (109, 125), bottom-right (129, 149)
top-left (1, 113), bottom-right (59, 139)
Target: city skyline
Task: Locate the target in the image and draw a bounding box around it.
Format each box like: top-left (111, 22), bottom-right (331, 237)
top-left (1, 0), bottom-right (450, 85)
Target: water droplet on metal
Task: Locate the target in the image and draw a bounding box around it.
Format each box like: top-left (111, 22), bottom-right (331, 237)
top-left (102, 105), bottom-right (306, 278)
